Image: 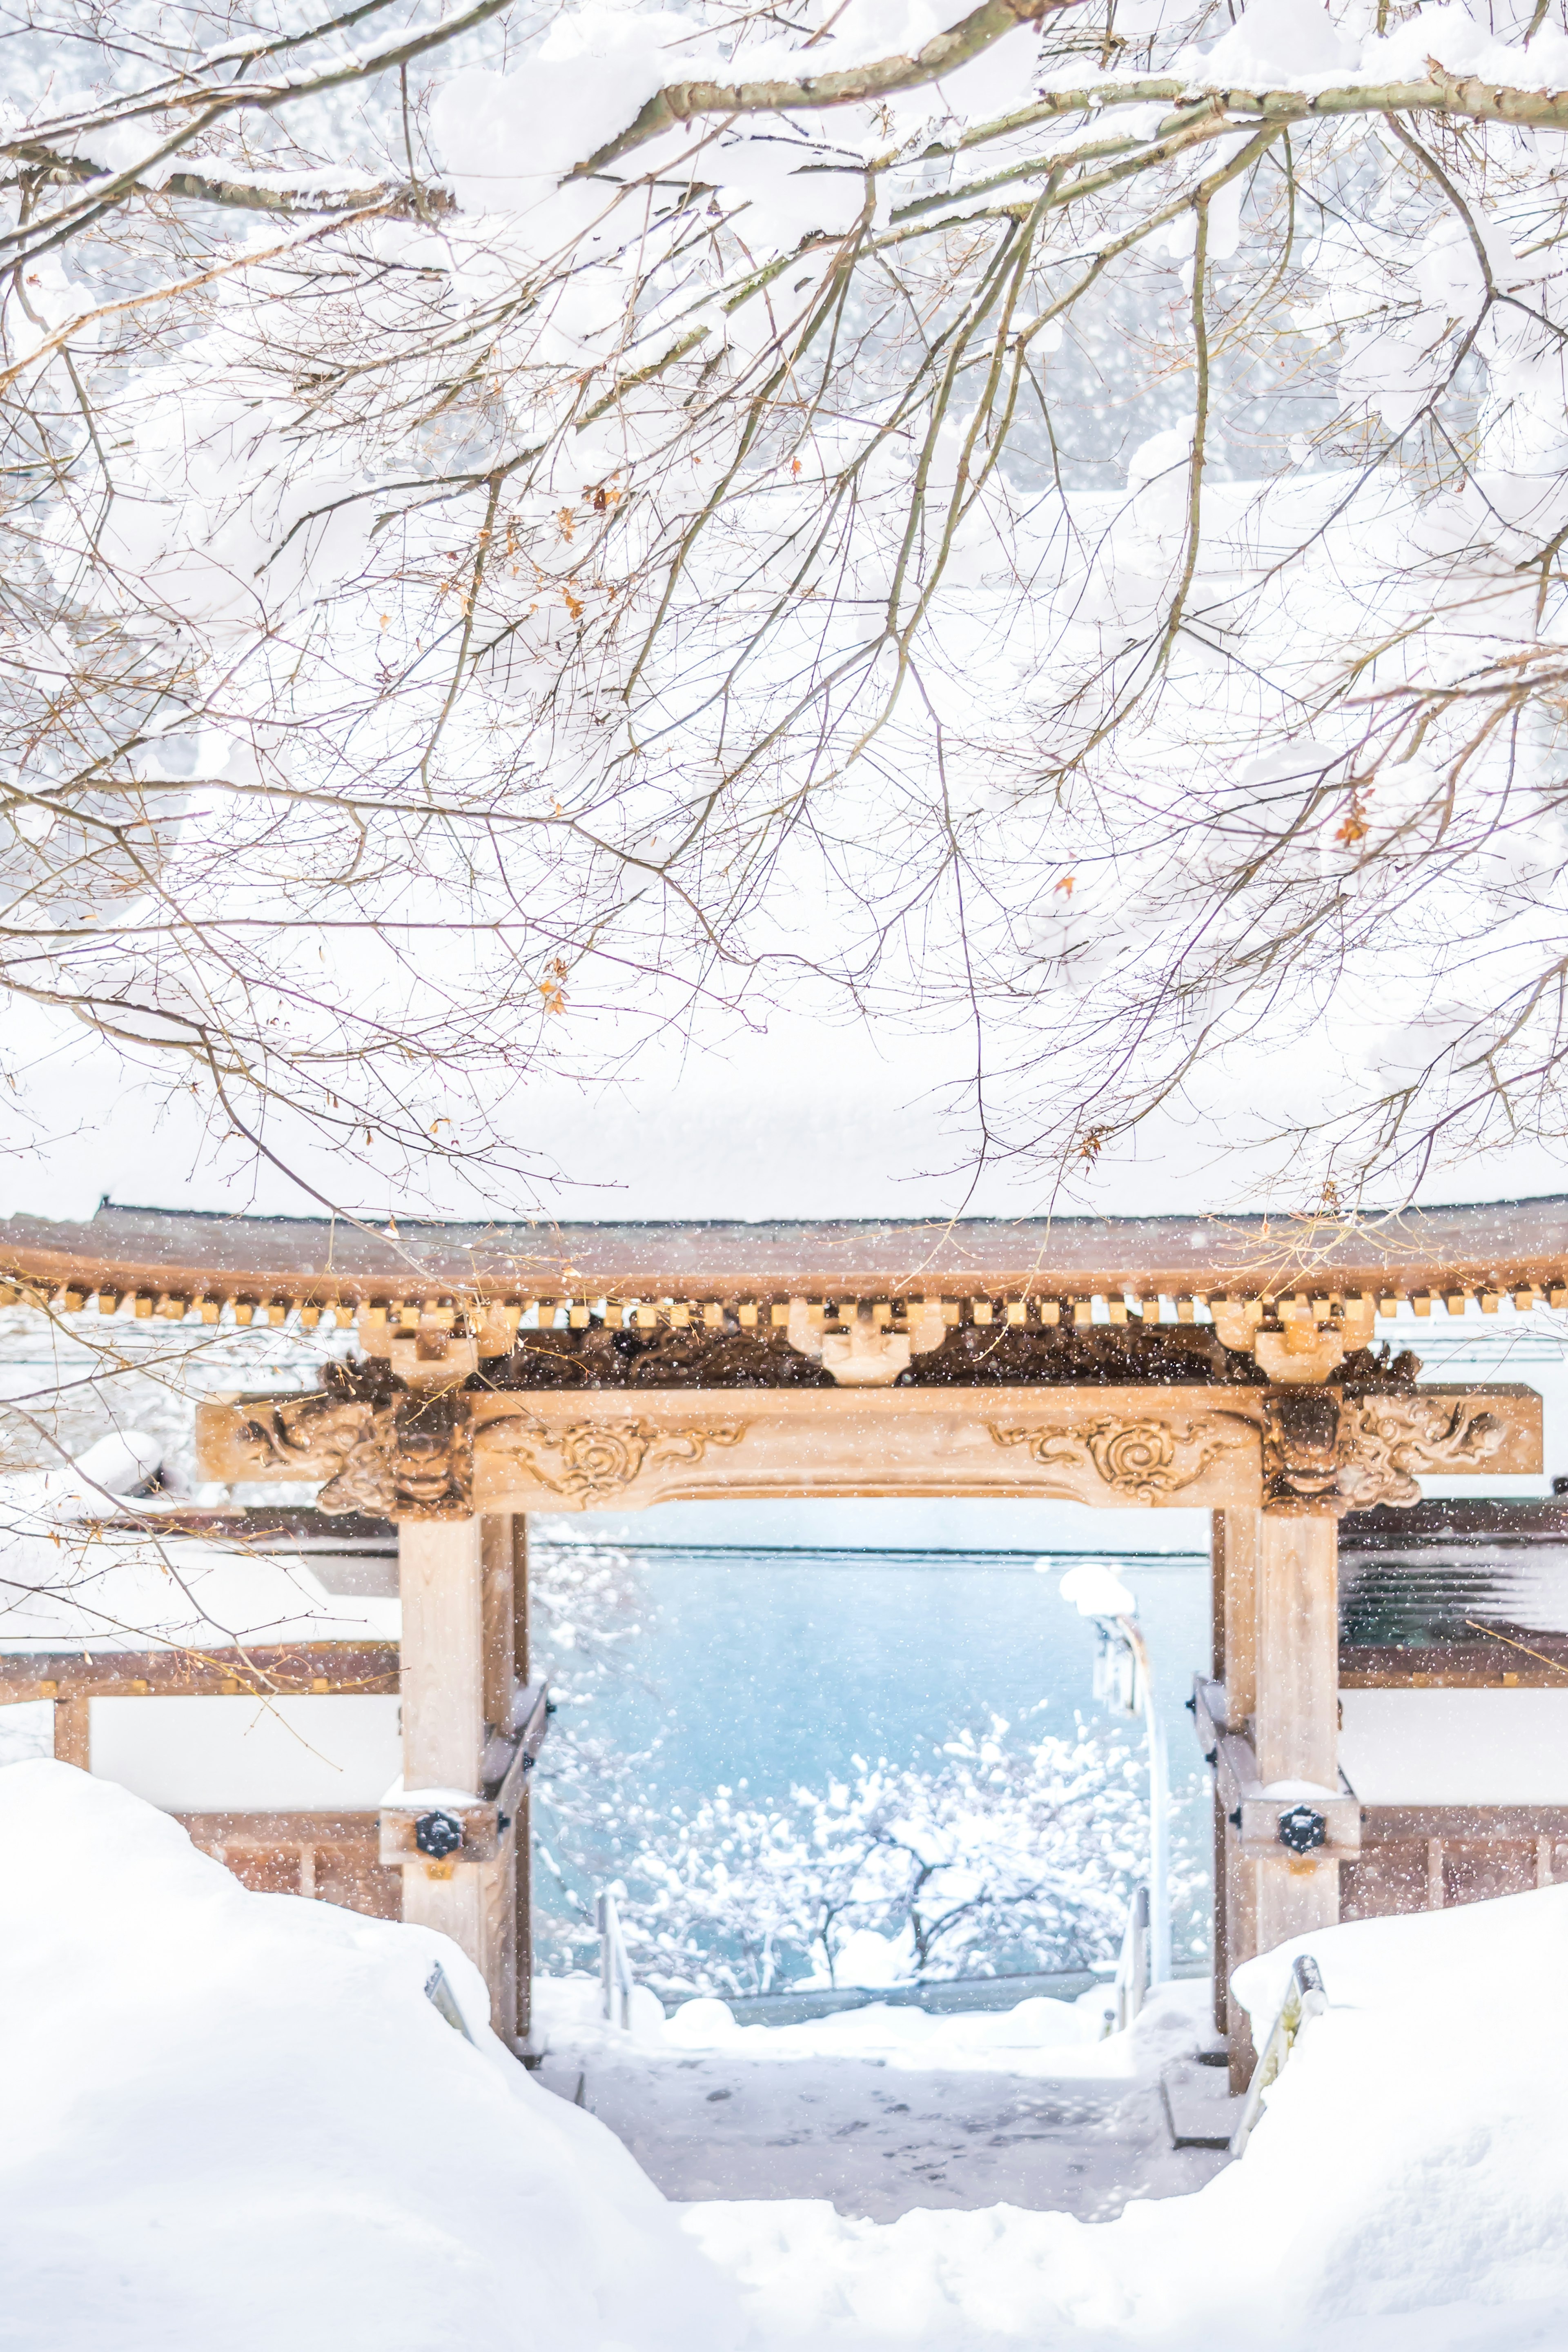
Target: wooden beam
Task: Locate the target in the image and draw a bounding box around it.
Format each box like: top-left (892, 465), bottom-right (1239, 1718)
top-left (200, 1380), bottom-right (1540, 1513)
top-left (1360, 1804), bottom-right (1568, 1840)
top-left (174, 1811), bottom-right (398, 1918)
top-left (174, 1809), bottom-right (383, 1844)
top-left (0, 1643), bottom-right (398, 1702)
top-left (205, 1384), bottom-right (1273, 1511)
top-left (1340, 1639), bottom-right (1568, 1688)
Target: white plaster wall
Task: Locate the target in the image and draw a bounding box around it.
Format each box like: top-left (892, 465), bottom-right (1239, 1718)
top-left (1340, 1688), bottom-right (1568, 1806)
top-left (89, 1693), bottom-right (401, 1811)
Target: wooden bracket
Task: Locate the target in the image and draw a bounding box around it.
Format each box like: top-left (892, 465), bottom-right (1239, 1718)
top-left (379, 1678), bottom-right (549, 1866)
top-left (1198, 1673), bottom-right (1361, 1860)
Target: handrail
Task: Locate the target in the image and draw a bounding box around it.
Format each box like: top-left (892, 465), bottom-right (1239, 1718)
top-left (424, 1962), bottom-right (476, 2045)
top-left (597, 1888), bottom-right (636, 2030)
top-left (1117, 1619), bottom-right (1172, 1984)
top-left (1229, 1955), bottom-right (1328, 2156)
top-left (1112, 1882), bottom-right (1151, 2032)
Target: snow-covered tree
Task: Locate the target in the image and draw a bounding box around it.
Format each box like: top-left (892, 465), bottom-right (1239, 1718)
top-left (591, 1715), bottom-right (1203, 1996)
top-left (526, 1533), bottom-right (670, 1967)
top-left (9, 0), bottom-right (1568, 1201)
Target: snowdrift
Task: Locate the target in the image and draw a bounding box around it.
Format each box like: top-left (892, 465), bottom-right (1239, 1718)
top-left (7, 1759), bottom-right (1568, 2351)
top-left (0, 1762), bottom-right (733, 2352)
top-left (694, 1891), bottom-right (1568, 2350)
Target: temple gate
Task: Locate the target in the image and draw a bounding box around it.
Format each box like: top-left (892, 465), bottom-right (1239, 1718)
top-left (0, 1199), bottom-right (1555, 2073)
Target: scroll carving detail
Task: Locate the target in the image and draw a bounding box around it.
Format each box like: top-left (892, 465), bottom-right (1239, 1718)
top-left (475, 1417), bottom-right (746, 1502)
top-left (988, 1413), bottom-right (1254, 1503)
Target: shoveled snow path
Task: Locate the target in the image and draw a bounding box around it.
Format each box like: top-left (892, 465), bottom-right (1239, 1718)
top-left (532, 1979), bottom-right (1228, 2220)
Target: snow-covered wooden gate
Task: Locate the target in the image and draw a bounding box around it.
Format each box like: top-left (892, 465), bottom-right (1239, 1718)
top-left (0, 1198), bottom-right (1554, 2073)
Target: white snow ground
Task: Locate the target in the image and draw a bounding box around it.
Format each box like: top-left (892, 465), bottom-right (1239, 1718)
top-left (9, 1757), bottom-right (1568, 2352)
top-left (531, 1980), bottom-right (1234, 2220)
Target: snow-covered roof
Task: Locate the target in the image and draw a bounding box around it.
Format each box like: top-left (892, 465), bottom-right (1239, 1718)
top-left (2, 1194), bottom-right (1567, 1310)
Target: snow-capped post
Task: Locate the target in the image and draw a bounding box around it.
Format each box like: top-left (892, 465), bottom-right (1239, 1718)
top-left (1058, 1563), bottom-right (1172, 1990)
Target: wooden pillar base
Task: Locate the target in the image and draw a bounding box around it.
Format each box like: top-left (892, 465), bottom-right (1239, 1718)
top-left (1223, 1831), bottom-right (1258, 2093)
top-left (1256, 1852), bottom-right (1339, 1954)
top-left (402, 1846), bottom-right (515, 2030)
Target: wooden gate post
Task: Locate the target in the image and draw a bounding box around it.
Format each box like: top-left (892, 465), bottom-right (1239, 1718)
top-left (398, 1515), bottom-right (517, 2037)
top-left (52, 1694), bottom-right (91, 1770)
top-left (1254, 1512), bottom-right (1341, 1956)
top-left (511, 1514), bottom-right (535, 2052)
top-left (1212, 1507), bottom-right (1260, 2087)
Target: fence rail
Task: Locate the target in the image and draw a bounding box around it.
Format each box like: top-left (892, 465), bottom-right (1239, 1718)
top-left (1112, 1882), bottom-right (1152, 2033)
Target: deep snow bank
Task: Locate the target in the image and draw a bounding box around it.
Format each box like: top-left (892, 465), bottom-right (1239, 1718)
top-left (692, 1889), bottom-right (1568, 2350)
top-left (0, 1762), bottom-right (733, 2352)
top-left (9, 1762), bottom-right (1568, 2352)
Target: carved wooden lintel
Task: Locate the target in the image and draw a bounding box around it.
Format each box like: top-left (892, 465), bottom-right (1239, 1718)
top-left (1336, 1393), bottom-right (1511, 1510)
top-left (196, 1378), bottom-right (1541, 1517)
top-left (203, 1383), bottom-right (1267, 1513)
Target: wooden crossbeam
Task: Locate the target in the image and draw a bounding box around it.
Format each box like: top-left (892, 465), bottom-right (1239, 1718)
top-left (1359, 1804), bottom-right (1568, 1840)
top-left (0, 1642), bottom-right (399, 1702)
top-left (196, 1379), bottom-right (1542, 1515)
top-left (175, 1809), bottom-right (381, 1846)
top-left (1340, 1636), bottom-right (1568, 1688)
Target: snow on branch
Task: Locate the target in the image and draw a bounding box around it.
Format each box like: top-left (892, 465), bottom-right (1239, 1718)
top-left (9, 0), bottom-right (1568, 1205)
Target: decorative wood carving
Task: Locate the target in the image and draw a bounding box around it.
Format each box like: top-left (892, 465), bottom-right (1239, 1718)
top-left (1263, 1388), bottom-right (1519, 1513)
top-left (988, 1411), bottom-right (1256, 1503)
top-left (385, 1393), bottom-right (474, 1520)
top-left (482, 1317), bottom-right (1269, 1390)
top-left (1336, 1395), bottom-right (1509, 1511)
top-left (472, 1417), bottom-right (746, 1503)
top-left (1262, 1388), bottom-right (1345, 1513)
top-left (228, 1385), bottom-right (473, 1519)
